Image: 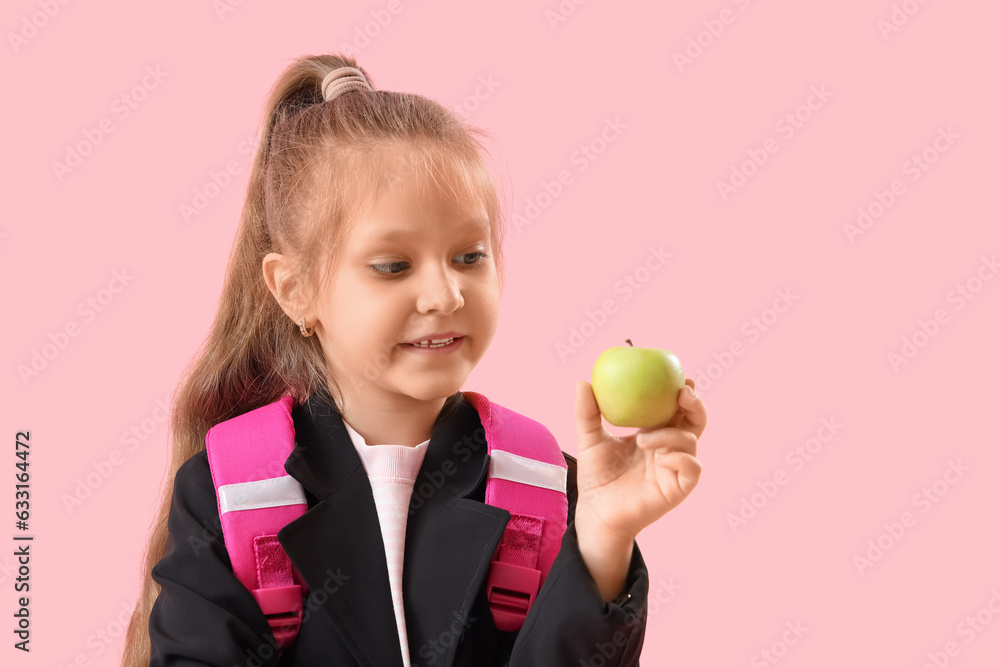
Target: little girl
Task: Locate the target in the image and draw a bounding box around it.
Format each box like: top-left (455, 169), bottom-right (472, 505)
top-left (123, 53), bottom-right (707, 667)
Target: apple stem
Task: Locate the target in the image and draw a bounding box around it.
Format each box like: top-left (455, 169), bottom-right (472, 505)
top-left (625, 339), bottom-right (633, 347)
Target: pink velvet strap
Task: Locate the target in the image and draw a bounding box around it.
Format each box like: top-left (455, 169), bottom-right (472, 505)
top-left (254, 535), bottom-right (296, 588)
top-left (494, 513), bottom-right (543, 569)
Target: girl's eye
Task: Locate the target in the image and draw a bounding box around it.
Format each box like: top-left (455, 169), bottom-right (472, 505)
top-left (369, 260), bottom-right (409, 275)
top-left (456, 251), bottom-right (489, 266)
top-left (368, 252), bottom-right (489, 276)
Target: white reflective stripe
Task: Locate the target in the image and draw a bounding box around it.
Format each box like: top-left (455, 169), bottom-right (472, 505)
top-left (218, 475), bottom-right (307, 514)
top-left (488, 449), bottom-right (567, 494)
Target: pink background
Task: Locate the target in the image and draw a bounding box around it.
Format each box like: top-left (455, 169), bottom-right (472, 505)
top-left (3, 1), bottom-right (999, 665)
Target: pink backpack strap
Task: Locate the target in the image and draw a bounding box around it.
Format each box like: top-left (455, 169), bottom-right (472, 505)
top-left (463, 391), bottom-right (569, 632)
top-left (205, 395), bottom-right (306, 649)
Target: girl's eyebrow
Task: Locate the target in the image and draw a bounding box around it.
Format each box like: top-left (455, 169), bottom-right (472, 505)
top-left (363, 220), bottom-right (489, 244)
top-left (365, 228), bottom-right (410, 243)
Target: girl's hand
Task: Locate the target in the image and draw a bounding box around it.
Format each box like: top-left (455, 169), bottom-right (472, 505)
top-left (573, 378), bottom-right (708, 546)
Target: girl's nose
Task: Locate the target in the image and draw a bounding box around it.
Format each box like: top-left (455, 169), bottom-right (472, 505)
top-left (415, 265), bottom-right (464, 314)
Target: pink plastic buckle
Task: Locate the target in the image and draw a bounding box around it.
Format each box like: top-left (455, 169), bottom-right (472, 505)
top-left (486, 561), bottom-right (541, 632)
top-left (251, 585), bottom-right (303, 649)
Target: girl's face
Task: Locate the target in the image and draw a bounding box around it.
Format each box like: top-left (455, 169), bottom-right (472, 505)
top-left (313, 163), bottom-right (501, 414)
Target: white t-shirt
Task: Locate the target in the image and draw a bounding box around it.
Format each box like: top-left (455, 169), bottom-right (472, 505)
top-left (342, 420), bottom-right (430, 667)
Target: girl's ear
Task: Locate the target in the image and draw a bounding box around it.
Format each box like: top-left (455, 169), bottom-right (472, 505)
top-left (262, 252), bottom-right (309, 322)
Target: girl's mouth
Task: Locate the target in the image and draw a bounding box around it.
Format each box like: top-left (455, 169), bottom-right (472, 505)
top-left (402, 336), bottom-right (464, 353)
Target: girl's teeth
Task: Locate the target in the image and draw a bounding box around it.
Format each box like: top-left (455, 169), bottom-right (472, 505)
top-left (411, 337), bottom-right (454, 348)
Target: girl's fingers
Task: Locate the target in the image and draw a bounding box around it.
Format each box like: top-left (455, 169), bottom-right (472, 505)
top-left (679, 385), bottom-right (708, 437)
top-left (636, 428), bottom-right (698, 457)
top-left (575, 380), bottom-right (607, 451)
top-left (661, 382), bottom-right (707, 436)
top-left (656, 451), bottom-right (703, 498)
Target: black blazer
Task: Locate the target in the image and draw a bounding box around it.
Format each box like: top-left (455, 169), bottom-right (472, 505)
top-left (148, 390), bottom-right (649, 666)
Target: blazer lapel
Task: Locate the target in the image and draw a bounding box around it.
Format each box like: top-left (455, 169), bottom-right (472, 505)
top-left (276, 389), bottom-right (509, 667)
top-left (401, 393), bottom-right (509, 667)
top-left (277, 389), bottom-right (403, 667)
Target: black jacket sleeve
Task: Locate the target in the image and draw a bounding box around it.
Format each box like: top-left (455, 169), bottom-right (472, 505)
top-left (504, 454), bottom-right (649, 666)
top-left (148, 451), bottom-right (280, 667)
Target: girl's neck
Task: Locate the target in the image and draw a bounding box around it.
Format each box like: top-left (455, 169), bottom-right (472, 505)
top-left (339, 395), bottom-right (448, 447)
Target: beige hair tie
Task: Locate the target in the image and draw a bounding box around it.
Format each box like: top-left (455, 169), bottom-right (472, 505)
top-left (321, 66), bottom-right (373, 101)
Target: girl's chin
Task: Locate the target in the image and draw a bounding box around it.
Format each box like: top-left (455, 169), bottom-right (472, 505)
top-left (396, 374), bottom-right (471, 401)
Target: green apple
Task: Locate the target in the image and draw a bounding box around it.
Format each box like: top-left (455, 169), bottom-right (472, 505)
top-left (591, 339), bottom-right (686, 428)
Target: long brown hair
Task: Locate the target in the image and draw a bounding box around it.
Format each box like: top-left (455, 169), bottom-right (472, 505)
top-left (121, 52), bottom-right (508, 666)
